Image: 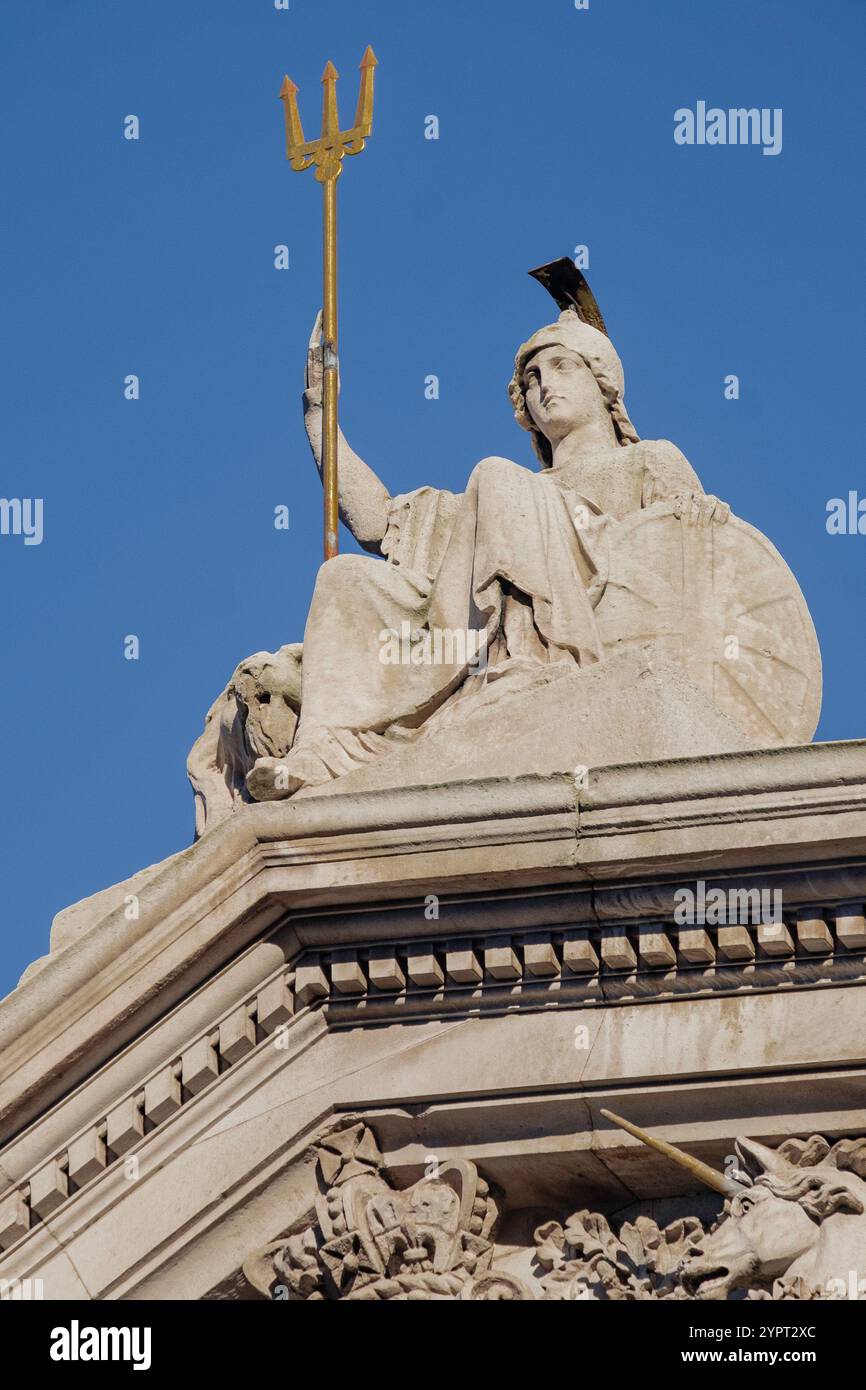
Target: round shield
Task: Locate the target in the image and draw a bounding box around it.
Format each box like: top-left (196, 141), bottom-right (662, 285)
top-left (595, 502), bottom-right (822, 745)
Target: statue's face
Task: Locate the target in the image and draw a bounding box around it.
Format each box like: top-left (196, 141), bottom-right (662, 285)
top-left (522, 345), bottom-right (605, 447)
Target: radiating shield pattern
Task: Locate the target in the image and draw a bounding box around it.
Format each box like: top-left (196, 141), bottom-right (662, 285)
top-left (596, 503), bottom-right (822, 746)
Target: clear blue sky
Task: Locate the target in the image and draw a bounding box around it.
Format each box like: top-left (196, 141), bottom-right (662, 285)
top-left (1, 0), bottom-right (864, 996)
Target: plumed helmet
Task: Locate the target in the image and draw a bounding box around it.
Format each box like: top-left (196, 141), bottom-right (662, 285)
top-left (508, 309), bottom-right (640, 465)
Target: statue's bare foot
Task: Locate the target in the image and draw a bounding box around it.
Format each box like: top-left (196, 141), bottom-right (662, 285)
top-left (246, 751), bottom-right (331, 802)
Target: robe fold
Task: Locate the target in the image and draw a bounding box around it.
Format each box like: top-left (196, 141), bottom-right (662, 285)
top-left (291, 439), bottom-right (701, 773)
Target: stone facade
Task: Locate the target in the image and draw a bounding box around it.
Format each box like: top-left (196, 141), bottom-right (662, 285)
top-left (2, 740), bottom-right (866, 1300)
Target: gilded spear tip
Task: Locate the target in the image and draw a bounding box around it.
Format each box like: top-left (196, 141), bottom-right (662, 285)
top-left (280, 73), bottom-right (307, 158)
top-left (352, 45), bottom-right (377, 140)
top-left (321, 59), bottom-right (340, 143)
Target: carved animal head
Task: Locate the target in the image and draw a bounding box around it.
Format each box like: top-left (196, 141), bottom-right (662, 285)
top-left (188, 643), bottom-right (303, 836)
top-left (681, 1137), bottom-right (866, 1300)
top-left (230, 644), bottom-right (303, 763)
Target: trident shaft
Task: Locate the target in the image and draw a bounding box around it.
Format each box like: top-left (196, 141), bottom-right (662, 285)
top-left (280, 47), bottom-right (378, 561)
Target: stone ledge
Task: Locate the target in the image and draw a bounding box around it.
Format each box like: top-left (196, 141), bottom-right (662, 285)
top-left (0, 776), bottom-right (578, 1140)
top-left (2, 741), bottom-right (866, 1163)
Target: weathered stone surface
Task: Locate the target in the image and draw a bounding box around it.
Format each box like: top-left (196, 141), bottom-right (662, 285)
top-left (758, 921), bottom-right (795, 957)
top-left (5, 743), bottom-right (866, 1160)
top-left (485, 940), bottom-right (522, 981)
top-left (600, 928), bottom-right (637, 971)
top-left (330, 952), bottom-right (366, 996)
top-left (297, 645), bottom-right (752, 800)
top-left (835, 908), bottom-right (866, 950)
top-left (680, 1134), bottom-right (866, 1301)
top-left (638, 927), bottom-right (676, 968)
top-left (445, 943), bottom-right (483, 985)
top-left (562, 931), bottom-right (599, 975)
top-left (256, 975), bottom-right (294, 1034)
top-left (795, 915), bottom-right (833, 954)
top-left (597, 508), bottom-right (820, 747)
top-left (523, 936), bottom-right (559, 978)
top-left (717, 925), bottom-right (755, 961)
top-left (0, 1187), bottom-right (30, 1246)
top-left (144, 1068), bottom-right (182, 1128)
top-left (28, 1158), bottom-right (68, 1221)
top-left (219, 1008), bottom-right (257, 1064)
top-left (367, 949), bottom-right (405, 993)
top-left (677, 928), bottom-right (716, 964)
top-left (182, 1037), bottom-right (219, 1097)
top-left (66, 1130), bottom-right (106, 1188)
top-left (106, 1095), bottom-right (145, 1156)
top-left (294, 962), bottom-right (328, 1008)
top-left (406, 949), bottom-right (444, 989)
top-left (187, 645), bottom-right (303, 838)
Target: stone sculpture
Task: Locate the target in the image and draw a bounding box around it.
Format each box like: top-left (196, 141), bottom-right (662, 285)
top-left (187, 644), bottom-right (302, 837)
top-left (188, 264), bottom-right (821, 833)
top-left (243, 1121), bottom-right (507, 1301)
top-left (533, 1210), bottom-right (704, 1301)
top-left (681, 1134), bottom-right (866, 1301)
top-left (244, 1120), bottom-right (866, 1302)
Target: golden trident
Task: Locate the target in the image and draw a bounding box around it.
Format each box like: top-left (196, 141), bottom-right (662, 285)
top-left (280, 47), bottom-right (378, 561)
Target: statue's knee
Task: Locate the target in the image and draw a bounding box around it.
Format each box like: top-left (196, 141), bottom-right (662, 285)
top-left (319, 552), bottom-right (369, 578)
top-left (314, 551), bottom-right (374, 597)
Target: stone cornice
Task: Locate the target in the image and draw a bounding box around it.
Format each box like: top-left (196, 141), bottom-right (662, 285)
top-left (2, 742), bottom-right (866, 1159)
top-left (0, 775), bottom-right (577, 1139)
top-left (312, 905), bottom-right (866, 1026)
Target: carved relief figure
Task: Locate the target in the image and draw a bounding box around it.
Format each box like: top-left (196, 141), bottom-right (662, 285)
top-left (244, 1119), bottom-right (866, 1302)
top-left (681, 1135), bottom-right (866, 1301)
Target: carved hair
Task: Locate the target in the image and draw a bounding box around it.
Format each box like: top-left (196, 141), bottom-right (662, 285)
top-left (755, 1169), bottom-right (865, 1223)
top-left (508, 340), bottom-right (636, 467)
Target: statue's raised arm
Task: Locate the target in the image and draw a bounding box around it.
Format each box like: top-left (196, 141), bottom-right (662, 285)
top-left (302, 313), bottom-right (390, 552)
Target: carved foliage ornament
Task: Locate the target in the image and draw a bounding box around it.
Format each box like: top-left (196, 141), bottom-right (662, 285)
top-left (244, 1124), bottom-right (866, 1302)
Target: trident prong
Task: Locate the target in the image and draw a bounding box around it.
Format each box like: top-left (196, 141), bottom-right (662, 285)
top-left (278, 48), bottom-right (378, 561)
top-left (321, 60), bottom-right (340, 147)
top-left (279, 76), bottom-right (313, 171)
top-left (350, 46), bottom-right (378, 144)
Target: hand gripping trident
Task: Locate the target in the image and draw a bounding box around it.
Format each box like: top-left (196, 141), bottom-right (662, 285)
top-left (280, 47), bottom-right (378, 561)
